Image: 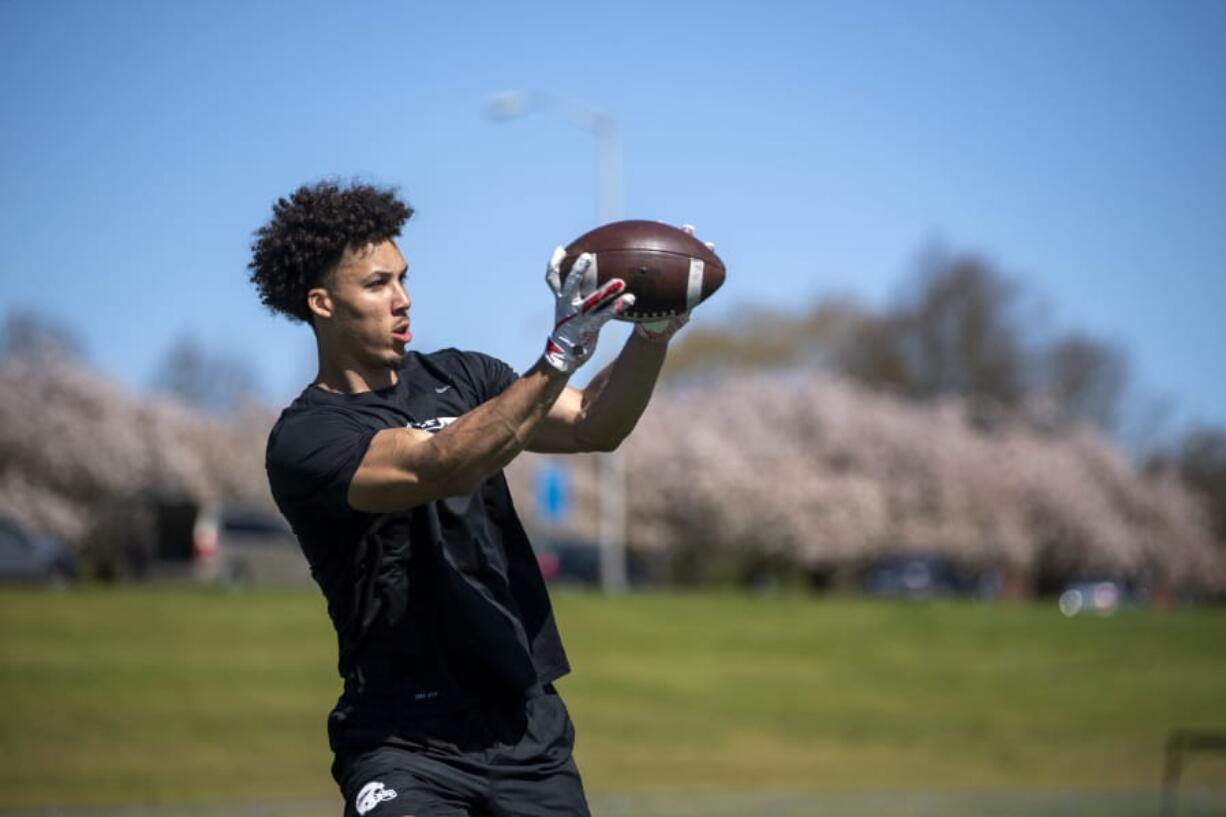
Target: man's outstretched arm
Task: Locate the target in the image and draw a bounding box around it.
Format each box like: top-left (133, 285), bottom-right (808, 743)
top-left (526, 315), bottom-right (686, 454)
top-left (349, 359), bottom-right (570, 511)
top-left (348, 255), bottom-right (633, 513)
top-left (528, 223), bottom-right (717, 454)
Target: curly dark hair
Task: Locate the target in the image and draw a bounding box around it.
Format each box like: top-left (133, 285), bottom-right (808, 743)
top-left (249, 180), bottom-right (413, 323)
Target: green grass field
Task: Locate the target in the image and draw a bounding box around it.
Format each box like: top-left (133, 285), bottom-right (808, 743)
top-left (1, 588), bottom-right (1224, 810)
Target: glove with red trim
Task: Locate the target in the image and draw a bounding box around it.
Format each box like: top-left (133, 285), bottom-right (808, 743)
top-left (544, 248), bottom-right (635, 373)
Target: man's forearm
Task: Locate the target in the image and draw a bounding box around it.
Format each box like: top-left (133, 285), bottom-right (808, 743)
top-left (426, 358), bottom-right (570, 491)
top-left (355, 356), bottom-right (572, 512)
top-left (574, 332), bottom-right (669, 450)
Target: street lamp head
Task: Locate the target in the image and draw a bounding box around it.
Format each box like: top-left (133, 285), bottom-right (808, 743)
top-left (482, 89), bottom-right (621, 221)
top-left (485, 90), bottom-right (532, 122)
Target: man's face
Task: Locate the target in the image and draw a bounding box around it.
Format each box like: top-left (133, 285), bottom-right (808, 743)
top-left (311, 239), bottom-right (412, 370)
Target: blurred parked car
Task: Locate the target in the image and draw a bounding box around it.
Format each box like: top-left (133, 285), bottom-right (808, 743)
top-left (192, 505), bottom-right (310, 586)
top-left (0, 515), bottom-right (76, 586)
top-left (534, 538), bottom-right (650, 587)
top-left (859, 555), bottom-right (971, 599)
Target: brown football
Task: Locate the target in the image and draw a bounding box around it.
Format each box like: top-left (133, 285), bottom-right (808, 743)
top-left (560, 220), bottom-right (726, 322)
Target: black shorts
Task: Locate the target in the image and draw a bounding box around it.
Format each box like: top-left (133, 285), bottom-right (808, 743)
top-left (332, 686), bottom-right (590, 817)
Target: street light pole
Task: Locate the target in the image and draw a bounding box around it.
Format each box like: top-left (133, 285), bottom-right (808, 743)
top-left (486, 91), bottom-right (623, 223)
top-left (486, 90), bottom-right (629, 594)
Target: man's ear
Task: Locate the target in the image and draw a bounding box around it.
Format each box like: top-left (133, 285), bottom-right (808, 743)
top-left (307, 287), bottom-right (333, 322)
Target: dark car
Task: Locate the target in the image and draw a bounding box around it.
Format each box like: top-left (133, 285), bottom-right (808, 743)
top-left (860, 554), bottom-right (969, 599)
top-left (0, 515), bottom-right (76, 586)
top-left (534, 538), bottom-right (651, 587)
top-left (193, 504), bottom-right (311, 586)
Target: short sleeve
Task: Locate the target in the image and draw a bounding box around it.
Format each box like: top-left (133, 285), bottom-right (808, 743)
top-left (266, 409), bottom-right (377, 519)
top-left (439, 350), bottom-right (518, 406)
top-left (470, 352), bottom-right (518, 402)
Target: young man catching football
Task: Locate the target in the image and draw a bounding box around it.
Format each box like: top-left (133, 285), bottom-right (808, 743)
top-left (250, 180), bottom-right (701, 816)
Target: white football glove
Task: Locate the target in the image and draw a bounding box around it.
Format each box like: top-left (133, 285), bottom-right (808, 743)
top-left (543, 248), bottom-right (635, 373)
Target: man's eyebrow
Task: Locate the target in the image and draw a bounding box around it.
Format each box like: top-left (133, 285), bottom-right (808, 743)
top-left (364, 265), bottom-right (409, 281)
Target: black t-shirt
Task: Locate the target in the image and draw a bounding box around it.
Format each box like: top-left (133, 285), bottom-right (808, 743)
top-left (265, 349), bottom-right (570, 750)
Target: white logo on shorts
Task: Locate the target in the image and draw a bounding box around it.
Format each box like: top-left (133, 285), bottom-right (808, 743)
top-left (355, 780), bottom-right (397, 815)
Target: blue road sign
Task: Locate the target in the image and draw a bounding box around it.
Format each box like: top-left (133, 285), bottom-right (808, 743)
top-left (535, 461), bottom-right (571, 525)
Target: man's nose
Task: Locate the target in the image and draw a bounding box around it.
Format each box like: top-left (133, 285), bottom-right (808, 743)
top-left (392, 280), bottom-right (411, 311)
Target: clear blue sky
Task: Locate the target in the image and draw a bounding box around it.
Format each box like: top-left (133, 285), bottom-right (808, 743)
top-left (1, 0), bottom-right (1223, 439)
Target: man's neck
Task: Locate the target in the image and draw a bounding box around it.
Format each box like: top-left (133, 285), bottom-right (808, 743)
top-left (313, 354), bottom-right (399, 395)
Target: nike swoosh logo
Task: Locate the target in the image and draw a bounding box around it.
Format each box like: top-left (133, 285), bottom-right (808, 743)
top-left (435, 386), bottom-right (451, 394)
